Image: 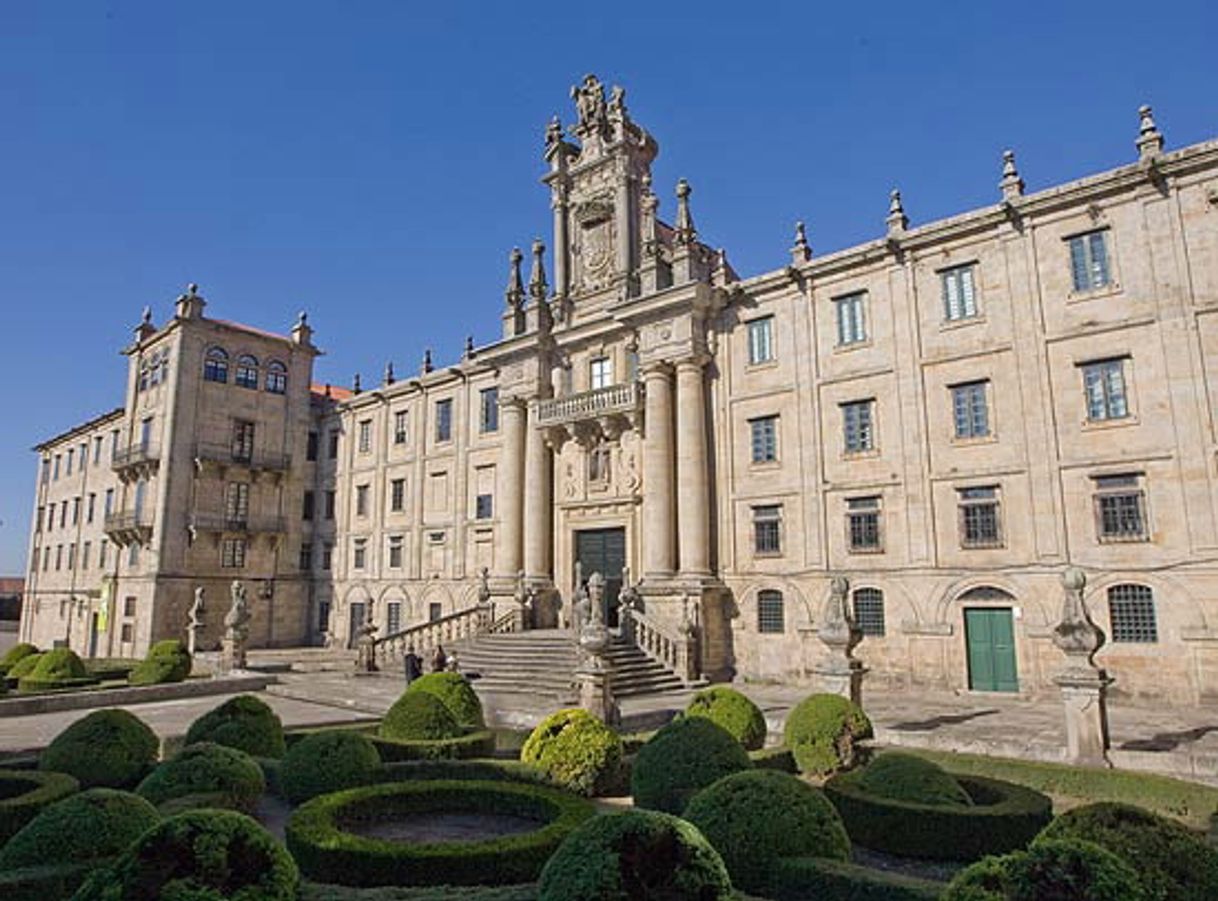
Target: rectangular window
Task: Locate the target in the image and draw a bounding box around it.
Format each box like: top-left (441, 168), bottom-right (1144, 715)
top-left (232, 420), bottom-right (255, 462)
top-left (951, 381), bottom-right (991, 439)
top-left (1081, 358), bottom-right (1129, 422)
top-left (388, 535), bottom-right (403, 569)
top-left (325, 490), bottom-right (336, 520)
top-left (125, 595), bottom-right (137, 617)
top-left (87, 493), bottom-right (96, 524)
top-left (356, 484), bottom-right (370, 517)
top-left (299, 543), bottom-right (313, 571)
top-left (390, 478), bottom-right (406, 512)
top-left (225, 482), bottom-right (250, 529)
top-left (394, 410), bottom-right (409, 445)
top-left (139, 417), bottom-right (153, 450)
top-left (42, 546), bottom-right (49, 571)
top-left (435, 399), bottom-right (453, 442)
top-left (306, 431), bottom-right (319, 462)
top-left (72, 497), bottom-right (80, 525)
top-left (327, 429), bottom-right (339, 459)
top-left (959, 485), bottom-right (1003, 548)
top-left (93, 436), bottom-right (103, 464)
top-left (105, 489), bottom-right (114, 517)
top-left (358, 420), bottom-right (372, 454)
top-left (747, 316), bottom-right (775, 364)
top-left (588, 445), bottom-right (611, 484)
top-left (835, 292), bottom-right (867, 346)
top-left (842, 400), bottom-right (875, 454)
top-left (60, 503), bottom-right (67, 528)
top-left (128, 541), bottom-right (139, 566)
top-left (302, 490), bottom-right (315, 521)
top-left (1069, 229), bottom-right (1112, 292)
top-left (752, 504), bottom-right (782, 555)
top-left (322, 542), bottom-right (333, 570)
top-left (82, 541), bottom-right (91, 570)
top-left (847, 496), bottom-right (883, 552)
top-left (54, 455), bottom-right (60, 480)
top-left (853, 588), bottom-right (886, 637)
top-left (66, 448), bottom-right (74, 476)
top-left (757, 591), bottom-right (785, 634)
top-left (387, 602), bottom-right (402, 634)
top-left (475, 493), bottom-right (494, 520)
top-left (221, 538), bottom-right (246, 568)
top-left (120, 623), bottom-right (134, 643)
top-left (36, 506), bottom-right (43, 533)
top-left (99, 539), bottom-right (108, 569)
top-left (589, 357), bottom-right (613, 390)
top-left (110, 430), bottom-right (120, 460)
top-left (67, 543), bottom-right (76, 570)
top-left (41, 458), bottom-right (50, 484)
top-left (80, 442), bottom-right (88, 469)
top-left (1094, 473), bottom-right (1148, 542)
top-left (1109, 585), bottom-right (1157, 643)
top-left (480, 388), bottom-right (499, 433)
top-left (353, 538), bottom-right (367, 570)
top-left (46, 503), bottom-right (55, 531)
top-left (749, 416), bottom-right (778, 464)
top-left (941, 264), bottom-right (978, 321)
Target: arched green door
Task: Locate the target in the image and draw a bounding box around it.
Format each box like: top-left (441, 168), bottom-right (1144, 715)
top-left (964, 607), bottom-right (1018, 692)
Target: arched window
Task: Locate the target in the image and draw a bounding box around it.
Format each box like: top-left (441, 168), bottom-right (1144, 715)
top-left (235, 354), bottom-right (259, 389)
top-left (203, 347), bottom-right (229, 383)
top-left (1108, 584), bottom-right (1158, 643)
top-left (853, 587), bottom-right (886, 637)
top-left (265, 360), bottom-right (287, 394)
top-left (757, 590), bottom-right (785, 634)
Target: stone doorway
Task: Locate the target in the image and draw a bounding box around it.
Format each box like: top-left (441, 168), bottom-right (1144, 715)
top-left (574, 527), bottom-right (625, 626)
top-left (964, 606), bottom-right (1019, 692)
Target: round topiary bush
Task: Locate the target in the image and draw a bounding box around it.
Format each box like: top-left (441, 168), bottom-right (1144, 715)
top-left (521, 708), bottom-right (624, 796)
top-left (1037, 801), bottom-right (1218, 901)
top-left (6, 652), bottom-right (43, 682)
top-left (0, 787), bottom-right (160, 870)
top-left (682, 768), bottom-right (850, 892)
top-left (406, 671), bottom-right (485, 728)
top-left (39, 708), bottom-right (159, 789)
top-left (136, 742), bottom-right (266, 814)
top-left (71, 809), bottom-right (299, 901)
top-left (0, 643), bottom-right (38, 676)
top-left (16, 647), bottom-right (96, 693)
top-left (783, 693), bottom-right (873, 777)
top-left (684, 686), bottom-right (768, 751)
top-left (127, 639), bottom-right (192, 686)
top-left (380, 690), bottom-right (463, 741)
top-left (279, 730), bottom-right (381, 804)
top-left (943, 837), bottom-right (1146, 901)
top-left (184, 693), bottom-right (287, 758)
top-left (855, 752), bottom-right (973, 808)
top-left (631, 716), bottom-right (752, 814)
top-left (0, 769), bottom-right (80, 846)
top-left (538, 809), bottom-right (734, 901)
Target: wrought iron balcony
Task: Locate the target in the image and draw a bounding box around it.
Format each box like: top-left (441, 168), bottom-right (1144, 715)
top-left (535, 382), bottom-right (642, 429)
top-left (189, 513), bottom-right (287, 535)
top-left (194, 442), bottom-right (291, 472)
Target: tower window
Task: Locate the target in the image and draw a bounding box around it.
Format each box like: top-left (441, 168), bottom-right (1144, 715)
top-left (235, 354), bottom-right (259, 389)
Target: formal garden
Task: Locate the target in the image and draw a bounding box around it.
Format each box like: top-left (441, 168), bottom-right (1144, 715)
top-left (0, 639), bottom-right (198, 695)
top-left (1, 666), bottom-right (1217, 899)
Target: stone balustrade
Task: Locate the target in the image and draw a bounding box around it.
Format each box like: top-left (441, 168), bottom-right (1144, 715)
top-left (535, 382), bottom-right (641, 428)
top-left (371, 604), bottom-right (490, 665)
top-left (620, 606), bottom-right (698, 683)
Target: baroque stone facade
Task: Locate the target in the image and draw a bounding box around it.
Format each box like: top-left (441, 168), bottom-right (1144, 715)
top-left (20, 81), bottom-right (1218, 703)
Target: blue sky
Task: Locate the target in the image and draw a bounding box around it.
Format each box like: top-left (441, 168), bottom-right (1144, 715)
top-left (1, 1), bottom-right (1216, 572)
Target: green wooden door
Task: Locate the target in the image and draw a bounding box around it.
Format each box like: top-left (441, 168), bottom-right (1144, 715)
top-left (964, 607), bottom-right (1019, 692)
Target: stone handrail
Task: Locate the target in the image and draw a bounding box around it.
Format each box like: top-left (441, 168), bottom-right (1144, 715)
top-left (489, 610), bottom-right (518, 634)
top-left (535, 382), bottom-right (641, 428)
top-left (620, 606), bottom-right (699, 683)
top-left (371, 604), bottom-right (490, 665)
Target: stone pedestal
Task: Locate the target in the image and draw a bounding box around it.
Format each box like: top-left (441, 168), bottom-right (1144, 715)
top-left (815, 575), bottom-right (867, 707)
top-left (577, 573), bottom-right (620, 724)
top-left (814, 661), bottom-right (868, 706)
top-left (1056, 672), bottom-right (1113, 767)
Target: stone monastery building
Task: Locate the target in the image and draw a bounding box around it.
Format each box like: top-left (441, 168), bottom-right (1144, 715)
top-left (20, 77), bottom-right (1218, 703)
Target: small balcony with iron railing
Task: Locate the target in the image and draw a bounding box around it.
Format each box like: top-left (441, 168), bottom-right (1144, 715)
top-left (110, 443), bottom-right (159, 482)
top-left (535, 382), bottom-right (642, 439)
top-left (194, 442), bottom-right (291, 475)
top-left (103, 509), bottom-right (154, 546)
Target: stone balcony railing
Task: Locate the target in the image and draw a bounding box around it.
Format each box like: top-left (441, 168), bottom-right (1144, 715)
top-left (111, 444), bottom-right (160, 481)
top-left (189, 512), bottom-right (287, 535)
top-left (195, 442), bottom-right (291, 472)
top-left (103, 510), bottom-right (154, 546)
top-left (535, 382), bottom-right (642, 429)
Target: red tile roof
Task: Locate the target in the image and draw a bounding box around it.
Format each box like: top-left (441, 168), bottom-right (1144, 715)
top-left (311, 383), bottom-right (354, 401)
top-left (0, 578), bottom-right (25, 595)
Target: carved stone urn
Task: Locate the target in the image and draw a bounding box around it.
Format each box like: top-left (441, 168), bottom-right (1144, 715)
top-left (1051, 567), bottom-right (1113, 767)
top-left (1052, 566), bottom-right (1107, 679)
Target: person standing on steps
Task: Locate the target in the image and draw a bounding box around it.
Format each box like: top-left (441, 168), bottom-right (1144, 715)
top-left (431, 644), bottom-right (447, 673)
top-left (403, 644), bottom-right (423, 684)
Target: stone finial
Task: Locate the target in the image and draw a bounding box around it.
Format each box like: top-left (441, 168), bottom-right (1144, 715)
top-left (1136, 104), bottom-right (1164, 160)
top-left (290, 310), bottom-right (312, 345)
top-left (545, 115), bottom-right (563, 151)
top-left (383, 361), bottom-right (395, 386)
top-left (421, 348), bottom-right (433, 375)
top-left (141, 306), bottom-right (152, 325)
top-left (791, 220), bottom-right (811, 264)
top-left (463, 335), bottom-right (475, 360)
top-left (674, 178), bottom-right (697, 245)
top-left (886, 189), bottom-right (908, 235)
top-left (134, 306), bottom-right (156, 341)
top-left (1000, 150), bottom-right (1025, 200)
top-left (175, 283), bottom-right (206, 320)
top-left (528, 238), bottom-right (548, 301)
top-left (505, 247), bottom-right (525, 310)
top-left (1052, 566), bottom-right (1107, 677)
top-left (353, 372), bottom-right (362, 394)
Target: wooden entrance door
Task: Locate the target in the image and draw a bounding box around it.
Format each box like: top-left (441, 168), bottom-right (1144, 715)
top-left (574, 528), bottom-right (626, 626)
top-left (964, 607), bottom-right (1018, 692)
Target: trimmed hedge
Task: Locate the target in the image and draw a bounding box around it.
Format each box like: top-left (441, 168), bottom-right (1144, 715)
top-left (856, 752), bottom-right (974, 808)
top-left (136, 742), bottom-right (265, 813)
top-left (748, 745), bottom-right (797, 773)
top-left (281, 730), bottom-right (382, 804)
top-left (39, 708), bottom-right (159, 789)
top-left (520, 708), bottom-right (623, 796)
top-left (128, 639), bottom-right (192, 686)
top-left (185, 693), bottom-right (287, 758)
top-left (0, 644), bottom-right (37, 677)
top-left (72, 809), bottom-right (299, 900)
top-left (16, 647), bottom-right (96, 693)
top-left (768, 856), bottom-right (944, 901)
top-left (685, 686), bottom-right (768, 751)
top-left (0, 769), bottom-right (79, 846)
top-left (631, 716), bottom-right (752, 814)
top-left (5, 653), bottom-right (42, 683)
top-left (380, 691), bottom-right (462, 741)
top-left (371, 729), bottom-right (497, 762)
top-left (286, 779), bottom-right (595, 887)
top-left (83, 658), bottom-right (141, 681)
top-left (824, 770), bottom-right (1052, 861)
top-left (406, 672), bottom-right (485, 728)
top-left (783, 693), bottom-right (873, 777)
top-left (0, 787), bottom-right (159, 870)
top-left (943, 837), bottom-right (1145, 901)
top-left (300, 886), bottom-right (539, 901)
top-left (379, 758), bottom-right (552, 787)
top-left (683, 769), bottom-right (850, 892)
top-left (537, 809), bottom-right (734, 901)
top-left (1037, 801), bottom-right (1218, 901)
top-left (0, 862), bottom-right (95, 901)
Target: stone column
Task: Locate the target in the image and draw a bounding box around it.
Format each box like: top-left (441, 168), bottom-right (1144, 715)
top-left (495, 398), bottom-right (527, 578)
top-left (1052, 567), bottom-right (1113, 767)
top-left (675, 357), bottom-right (710, 575)
top-left (642, 363), bottom-right (675, 578)
top-left (523, 403), bottom-right (553, 581)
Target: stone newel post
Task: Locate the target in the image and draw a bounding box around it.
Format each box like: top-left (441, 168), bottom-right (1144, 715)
top-left (813, 576), bottom-right (867, 706)
top-left (576, 572), bottom-right (619, 724)
top-left (1052, 567), bottom-right (1113, 767)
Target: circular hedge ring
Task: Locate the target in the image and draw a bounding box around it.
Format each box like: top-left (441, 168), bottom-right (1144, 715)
top-left (184, 694), bottom-right (287, 758)
top-left (406, 672), bottom-right (485, 728)
top-left (684, 686), bottom-right (768, 751)
top-left (39, 708), bottom-right (159, 789)
top-left (824, 770), bottom-right (1052, 861)
top-left (943, 837), bottom-right (1146, 901)
top-left (521, 708), bottom-right (624, 796)
top-left (0, 769), bottom-right (80, 846)
top-left (0, 787), bottom-right (159, 871)
top-left (854, 751), bottom-right (974, 808)
top-left (285, 779), bottom-right (595, 887)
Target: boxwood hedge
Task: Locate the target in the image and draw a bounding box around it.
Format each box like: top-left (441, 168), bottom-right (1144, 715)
top-left (136, 742), bottom-right (265, 813)
top-left (16, 648), bottom-right (97, 693)
top-left (0, 787), bottom-right (159, 871)
top-left (767, 856), bottom-right (946, 901)
top-left (783, 693), bottom-right (873, 777)
top-left (0, 862), bottom-right (95, 901)
top-left (824, 770), bottom-right (1052, 861)
top-left (38, 708), bottom-right (159, 789)
top-left (5, 652), bottom-right (42, 684)
top-left (631, 716), bottom-right (752, 814)
top-left (520, 708), bottom-right (623, 796)
top-left (406, 672), bottom-right (485, 728)
top-left (280, 730), bottom-right (382, 804)
top-left (184, 693), bottom-right (287, 758)
top-left (127, 639), bottom-right (192, 686)
top-left (0, 769), bottom-right (79, 846)
top-left (286, 779), bottom-right (595, 887)
top-left (684, 686), bottom-right (768, 751)
top-left (378, 758), bottom-right (552, 787)
top-left (0, 644), bottom-right (37, 677)
top-left (942, 837), bottom-right (1145, 901)
top-left (371, 728), bottom-right (497, 762)
top-left (380, 691), bottom-right (462, 741)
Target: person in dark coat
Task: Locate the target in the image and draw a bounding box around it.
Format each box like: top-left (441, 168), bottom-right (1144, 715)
top-left (431, 644), bottom-right (447, 673)
top-left (403, 645), bottom-right (423, 684)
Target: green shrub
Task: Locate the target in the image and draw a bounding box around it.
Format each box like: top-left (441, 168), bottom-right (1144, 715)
top-left (280, 730), bottom-right (381, 804)
top-left (824, 771), bottom-right (1052, 861)
top-left (1037, 801), bottom-right (1218, 901)
top-left (683, 769), bottom-right (849, 891)
top-left (6, 652), bottom-right (42, 682)
top-left (184, 693), bottom-right (287, 758)
top-left (856, 751), bottom-right (974, 807)
top-left (39, 708), bottom-right (159, 789)
top-left (379, 758), bottom-right (552, 787)
top-left (0, 787), bottom-right (159, 870)
top-left (136, 742), bottom-right (265, 813)
top-left (127, 639), bottom-right (192, 686)
top-left (370, 728), bottom-right (497, 762)
top-left (520, 708), bottom-right (623, 796)
top-left (16, 647), bottom-right (97, 693)
top-left (0, 643), bottom-right (37, 677)
top-left (0, 862), bottom-right (95, 901)
top-left (631, 716), bottom-right (752, 814)
top-left (538, 809), bottom-right (734, 901)
top-left (286, 779), bottom-right (595, 887)
top-left (0, 769), bottom-right (79, 846)
top-left (783, 693), bottom-right (872, 777)
top-left (406, 672), bottom-right (484, 728)
top-left (82, 657), bottom-right (141, 681)
top-left (768, 856), bottom-right (944, 901)
top-left (299, 886), bottom-right (539, 901)
top-left (380, 691), bottom-right (463, 741)
top-left (748, 745), bottom-right (796, 773)
top-left (943, 838), bottom-right (1146, 901)
top-left (684, 686), bottom-right (768, 751)
top-left (72, 809), bottom-right (298, 900)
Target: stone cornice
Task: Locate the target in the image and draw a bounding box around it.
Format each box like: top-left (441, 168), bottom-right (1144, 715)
top-left (34, 407), bottom-right (126, 452)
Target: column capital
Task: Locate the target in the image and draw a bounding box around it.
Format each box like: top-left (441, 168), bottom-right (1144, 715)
top-left (640, 360), bottom-right (673, 379)
top-left (499, 395), bottom-right (529, 413)
top-left (674, 353), bottom-right (710, 373)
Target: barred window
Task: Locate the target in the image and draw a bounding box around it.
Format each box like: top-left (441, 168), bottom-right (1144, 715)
top-left (853, 588), bottom-right (886, 637)
top-left (959, 485), bottom-right (1003, 548)
top-left (203, 347), bottom-right (229, 383)
top-left (232, 420), bottom-right (255, 462)
top-left (224, 482), bottom-right (250, 529)
top-left (265, 360), bottom-right (287, 394)
top-left (358, 419), bottom-right (372, 453)
top-left (835, 292), bottom-right (867, 346)
top-left (951, 381), bottom-right (990, 439)
top-left (1069, 230), bottom-right (1112, 292)
top-left (1093, 473), bottom-right (1147, 542)
top-left (842, 400), bottom-right (875, 454)
top-left (757, 590), bottom-right (785, 634)
top-left (1108, 584), bottom-right (1157, 643)
top-left (387, 601), bottom-right (402, 635)
top-left (235, 354), bottom-right (259, 389)
top-left (221, 538), bottom-right (246, 568)
top-left (753, 504), bottom-right (782, 555)
top-left (1081, 358), bottom-right (1129, 422)
top-left (750, 416), bottom-right (778, 463)
top-left (847, 496), bottom-right (882, 552)
top-left (747, 316), bottom-right (775, 364)
top-left (942, 264), bottom-right (979, 321)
